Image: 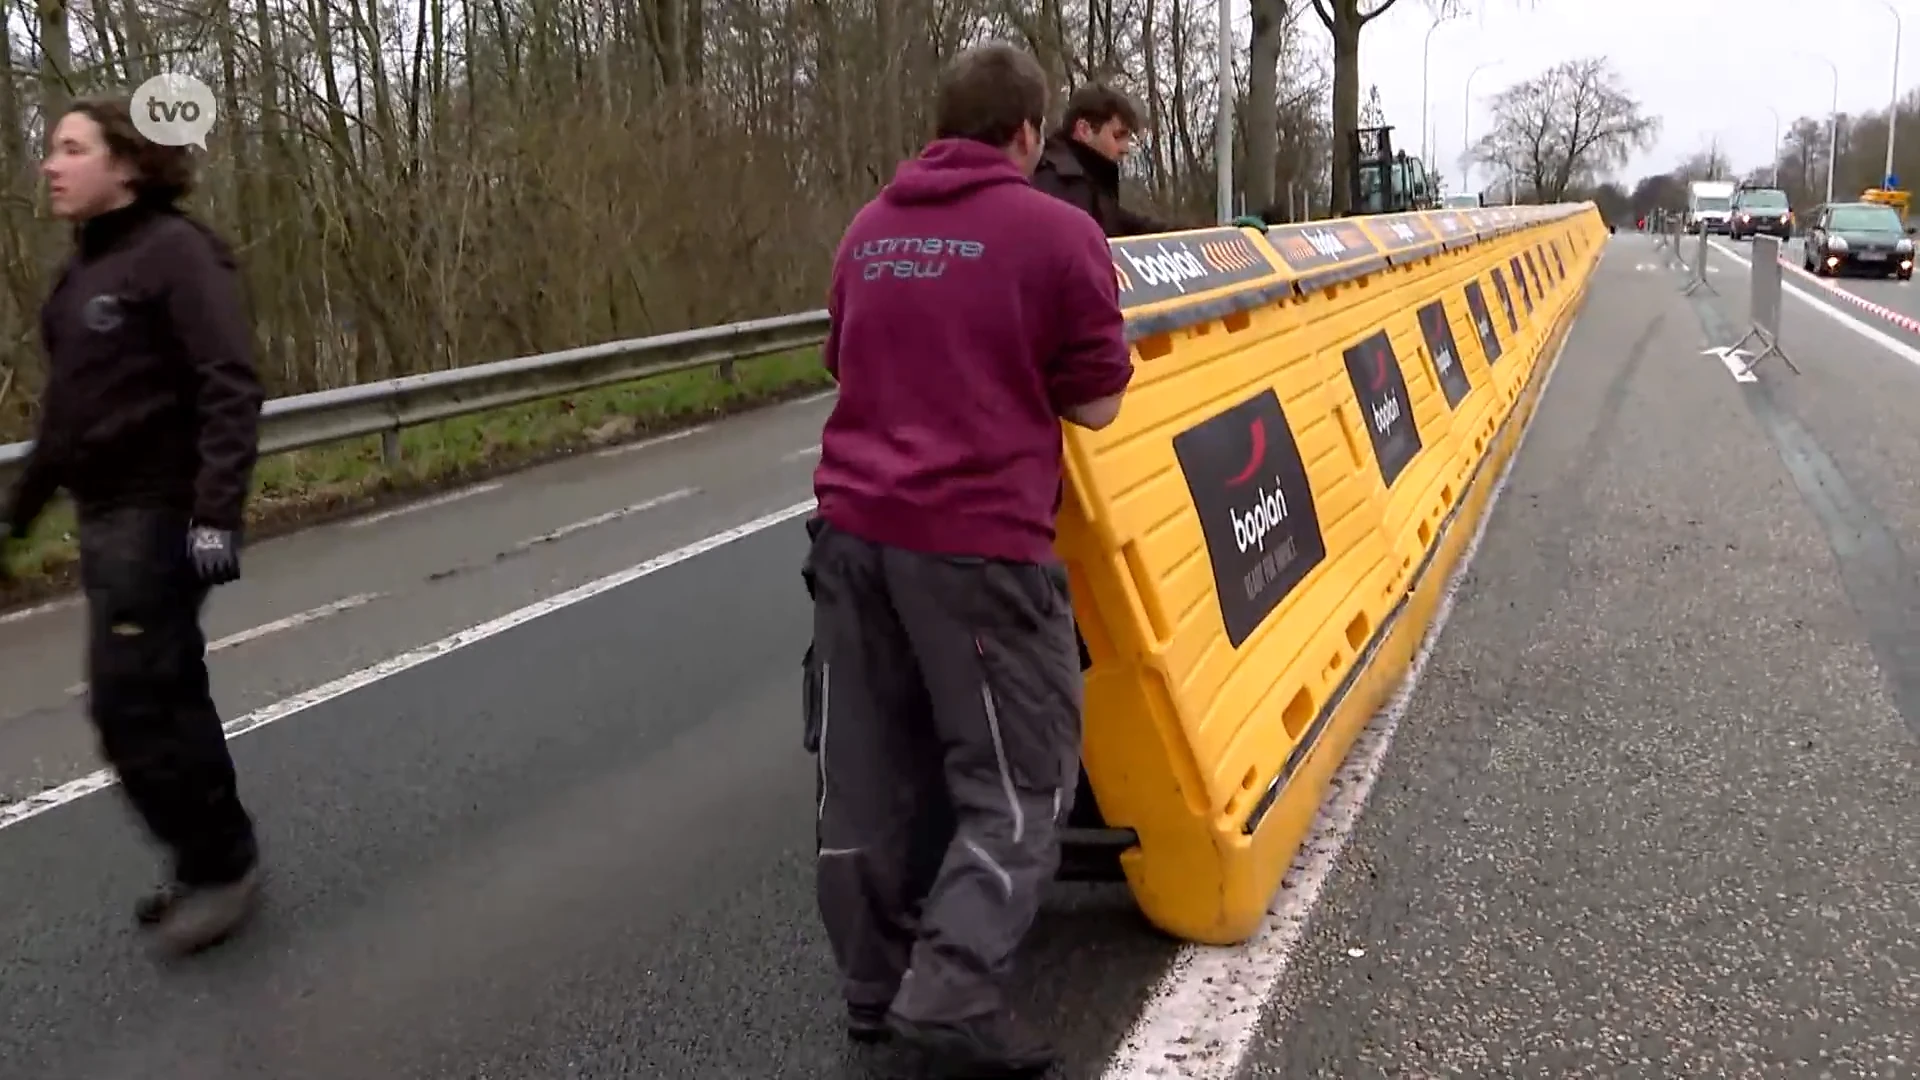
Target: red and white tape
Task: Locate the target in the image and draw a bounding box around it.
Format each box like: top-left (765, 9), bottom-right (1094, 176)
top-left (1771, 249), bottom-right (1920, 334)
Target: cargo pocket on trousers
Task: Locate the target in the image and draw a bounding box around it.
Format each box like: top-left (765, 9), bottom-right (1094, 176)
top-left (801, 641), bottom-right (826, 754)
top-left (972, 630), bottom-right (1081, 798)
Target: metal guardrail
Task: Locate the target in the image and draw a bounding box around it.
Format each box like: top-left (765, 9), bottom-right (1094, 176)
top-left (0, 309), bottom-right (833, 487)
top-left (0, 203), bottom-right (1593, 490)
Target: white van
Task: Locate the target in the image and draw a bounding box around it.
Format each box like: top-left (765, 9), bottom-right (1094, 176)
top-left (1686, 180), bottom-right (1737, 234)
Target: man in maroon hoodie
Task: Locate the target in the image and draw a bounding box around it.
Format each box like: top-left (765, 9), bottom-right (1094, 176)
top-left (802, 41), bottom-right (1133, 1077)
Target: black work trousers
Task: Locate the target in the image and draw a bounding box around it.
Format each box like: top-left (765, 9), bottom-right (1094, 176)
top-left (77, 504), bottom-right (257, 887)
top-left (802, 517), bottom-right (1084, 1025)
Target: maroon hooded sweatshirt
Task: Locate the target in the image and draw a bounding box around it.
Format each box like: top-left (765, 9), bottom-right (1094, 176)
top-left (813, 138), bottom-right (1133, 564)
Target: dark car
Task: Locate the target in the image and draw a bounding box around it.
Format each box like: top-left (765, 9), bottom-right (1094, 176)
top-left (1729, 186), bottom-right (1793, 240)
top-left (1802, 201), bottom-right (1918, 279)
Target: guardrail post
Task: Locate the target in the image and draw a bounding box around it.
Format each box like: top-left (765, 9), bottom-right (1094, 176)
top-left (717, 359), bottom-right (737, 385)
top-left (1681, 226), bottom-right (1718, 296)
top-left (1726, 234), bottom-right (1799, 377)
top-left (380, 430), bottom-right (402, 466)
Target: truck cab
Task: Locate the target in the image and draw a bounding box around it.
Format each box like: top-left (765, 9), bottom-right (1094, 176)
top-left (1686, 180), bottom-right (1737, 234)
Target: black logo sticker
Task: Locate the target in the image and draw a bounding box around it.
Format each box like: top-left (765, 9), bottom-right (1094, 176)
top-left (1550, 240), bottom-right (1567, 279)
top-left (1342, 329), bottom-right (1423, 488)
top-left (1265, 219), bottom-right (1380, 275)
top-left (1172, 389), bottom-right (1327, 649)
top-left (1111, 229), bottom-right (1275, 308)
top-left (1490, 268), bottom-right (1520, 333)
top-left (1524, 250), bottom-right (1545, 295)
top-left (1464, 281), bottom-right (1503, 362)
top-left (1417, 300), bottom-right (1472, 410)
top-left (1508, 256), bottom-right (1533, 313)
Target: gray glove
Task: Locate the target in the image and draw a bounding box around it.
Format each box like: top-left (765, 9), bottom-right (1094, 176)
top-left (188, 525), bottom-right (241, 586)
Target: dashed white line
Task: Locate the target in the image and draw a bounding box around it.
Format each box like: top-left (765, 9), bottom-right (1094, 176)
top-left (3, 498), bottom-right (819, 833)
top-left (350, 483), bottom-right (504, 528)
top-left (0, 595), bottom-right (80, 627)
top-left (1101, 292), bottom-right (1583, 1080)
top-left (64, 591), bottom-right (388, 697)
top-left (781, 444), bottom-right (821, 463)
top-left (595, 425), bottom-right (711, 459)
top-left (208, 592), bottom-right (385, 651)
top-left (507, 487), bottom-right (697, 553)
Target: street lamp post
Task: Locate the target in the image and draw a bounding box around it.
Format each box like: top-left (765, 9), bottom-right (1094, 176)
top-left (1819, 55), bottom-right (1840, 204)
top-left (1420, 12), bottom-right (1463, 172)
top-left (1762, 105), bottom-right (1781, 186)
top-left (1215, 0), bottom-right (1233, 222)
top-left (1878, 0), bottom-right (1902, 188)
top-left (1462, 61), bottom-right (1500, 198)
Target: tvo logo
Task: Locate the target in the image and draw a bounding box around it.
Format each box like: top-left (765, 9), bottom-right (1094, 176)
top-left (1121, 243), bottom-right (1209, 295)
top-left (1230, 477), bottom-right (1292, 554)
top-left (1369, 394), bottom-right (1402, 435)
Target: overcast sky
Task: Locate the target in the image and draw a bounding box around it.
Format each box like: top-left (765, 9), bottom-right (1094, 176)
top-left (1245, 0), bottom-right (1913, 191)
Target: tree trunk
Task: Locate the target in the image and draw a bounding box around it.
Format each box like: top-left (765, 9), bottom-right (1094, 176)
top-left (1328, 10), bottom-right (1359, 215)
top-left (1245, 0), bottom-right (1286, 213)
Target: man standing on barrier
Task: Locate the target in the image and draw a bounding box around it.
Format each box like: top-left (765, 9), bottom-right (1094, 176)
top-left (802, 42), bottom-right (1133, 1077)
top-left (1, 95), bottom-right (266, 956)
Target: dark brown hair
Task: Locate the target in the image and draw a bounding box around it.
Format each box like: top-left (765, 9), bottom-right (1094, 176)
top-left (934, 43), bottom-right (1050, 148)
top-left (62, 94), bottom-right (197, 204)
top-left (1058, 83), bottom-right (1143, 139)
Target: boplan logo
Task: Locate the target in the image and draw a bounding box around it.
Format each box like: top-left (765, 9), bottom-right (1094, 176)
top-left (1222, 421), bottom-right (1294, 556)
top-left (1119, 241), bottom-right (1210, 295)
top-left (1172, 389), bottom-right (1327, 649)
top-left (1342, 329), bottom-right (1422, 488)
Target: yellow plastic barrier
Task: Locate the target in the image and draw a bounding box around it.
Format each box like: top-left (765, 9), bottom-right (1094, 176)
top-left (1057, 202), bottom-right (1609, 945)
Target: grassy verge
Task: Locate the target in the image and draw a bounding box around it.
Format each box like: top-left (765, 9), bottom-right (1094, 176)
top-left (0, 348), bottom-right (830, 608)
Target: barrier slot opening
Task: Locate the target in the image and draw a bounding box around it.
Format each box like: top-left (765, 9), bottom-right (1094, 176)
top-left (1334, 404), bottom-right (1367, 470)
top-left (1136, 334), bottom-right (1174, 363)
top-left (1417, 519), bottom-right (1434, 548)
top-left (1345, 611), bottom-right (1370, 652)
top-left (1281, 686), bottom-right (1314, 740)
top-left (1222, 309), bottom-right (1252, 334)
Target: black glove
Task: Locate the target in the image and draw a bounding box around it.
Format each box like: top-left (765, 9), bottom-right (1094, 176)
top-left (187, 524), bottom-right (241, 586)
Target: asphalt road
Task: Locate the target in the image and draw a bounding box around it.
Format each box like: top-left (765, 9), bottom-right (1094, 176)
top-left (1244, 234), bottom-right (1920, 1078)
top-left (3, 234), bottom-right (1917, 1079)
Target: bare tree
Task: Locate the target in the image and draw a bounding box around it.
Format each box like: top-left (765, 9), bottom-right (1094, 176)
top-left (0, 0), bottom-right (1333, 442)
top-left (1469, 56), bottom-right (1658, 203)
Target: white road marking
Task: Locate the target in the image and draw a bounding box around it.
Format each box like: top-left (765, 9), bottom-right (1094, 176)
top-left (208, 592), bottom-right (385, 651)
top-left (791, 390), bottom-right (837, 406)
top-left (781, 444), bottom-right (821, 463)
top-left (506, 487), bottom-right (697, 553)
top-left (64, 591), bottom-right (389, 697)
top-left (350, 483), bottom-right (505, 528)
top-left (0, 596), bottom-right (80, 627)
top-left (1101, 296), bottom-right (1584, 1080)
top-left (1701, 346), bottom-right (1760, 384)
top-left (4, 498), bottom-right (819, 833)
top-left (595, 424), bottom-right (711, 459)
top-left (1710, 240), bottom-right (1920, 369)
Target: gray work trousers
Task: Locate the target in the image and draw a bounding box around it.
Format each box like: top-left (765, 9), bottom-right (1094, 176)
top-left (801, 516), bottom-right (1083, 1024)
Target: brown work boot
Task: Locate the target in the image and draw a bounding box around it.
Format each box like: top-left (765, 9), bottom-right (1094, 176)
top-left (886, 1010), bottom-right (1057, 1078)
top-left (143, 868), bottom-right (262, 956)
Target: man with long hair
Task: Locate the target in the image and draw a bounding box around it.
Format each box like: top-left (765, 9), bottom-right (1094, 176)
top-left (2, 94), bottom-right (265, 956)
